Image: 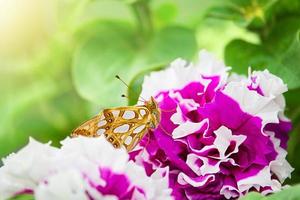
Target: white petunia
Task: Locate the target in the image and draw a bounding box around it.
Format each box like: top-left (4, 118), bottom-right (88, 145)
top-left (0, 136), bottom-right (173, 200)
top-left (0, 138), bottom-right (59, 199)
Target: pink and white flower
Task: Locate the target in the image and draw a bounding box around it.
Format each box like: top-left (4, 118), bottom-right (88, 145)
top-left (130, 50), bottom-right (293, 199)
top-left (0, 136), bottom-right (172, 200)
top-left (0, 50), bottom-right (293, 200)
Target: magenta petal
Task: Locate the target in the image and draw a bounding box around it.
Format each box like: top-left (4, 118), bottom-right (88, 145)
top-left (96, 168), bottom-right (145, 199)
top-left (154, 128), bottom-right (193, 175)
top-left (264, 120), bottom-right (292, 149)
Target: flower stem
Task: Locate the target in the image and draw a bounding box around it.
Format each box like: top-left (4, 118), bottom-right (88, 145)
top-left (131, 0), bottom-right (153, 40)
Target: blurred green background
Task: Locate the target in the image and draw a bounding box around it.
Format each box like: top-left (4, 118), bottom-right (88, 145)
top-left (1, 0), bottom-right (300, 187)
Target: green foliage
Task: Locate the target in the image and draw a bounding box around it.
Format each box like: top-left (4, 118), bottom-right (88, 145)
top-left (241, 184), bottom-right (300, 199)
top-left (241, 192), bottom-right (264, 200)
top-left (73, 22), bottom-right (197, 107)
top-left (269, 184), bottom-right (300, 200)
top-left (8, 194), bottom-right (34, 200)
top-left (225, 22), bottom-right (300, 89)
top-left (0, 38), bottom-right (90, 158)
top-left (73, 21), bottom-right (138, 107)
top-left (207, 0), bottom-right (278, 28)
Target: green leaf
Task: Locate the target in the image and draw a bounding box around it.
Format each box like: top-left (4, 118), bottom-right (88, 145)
top-left (267, 184), bottom-right (300, 200)
top-left (0, 87), bottom-right (89, 159)
top-left (145, 26), bottom-right (197, 65)
top-left (73, 22), bottom-right (137, 107)
top-left (241, 185), bottom-right (300, 200)
top-left (0, 79), bottom-right (58, 158)
top-left (207, 0), bottom-right (278, 28)
top-left (225, 31), bottom-right (300, 89)
top-left (224, 39), bottom-right (272, 74)
top-left (72, 22), bottom-right (197, 107)
top-left (279, 31), bottom-right (300, 89)
top-left (263, 17), bottom-right (300, 55)
top-left (240, 192), bottom-right (264, 200)
top-left (207, 6), bottom-right (246, 26)
top-left (270, 0), bottom-right (300, 18)
top-left (153, 2), bottom-right (178, 27)
top-left (8, 194), bottom-right (34, 200)
top-left (287, 118), bottom-right (300, 184)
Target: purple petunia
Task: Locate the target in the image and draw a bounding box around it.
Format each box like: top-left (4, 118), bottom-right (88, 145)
top-left (130, 50), bottom-right (293, 200)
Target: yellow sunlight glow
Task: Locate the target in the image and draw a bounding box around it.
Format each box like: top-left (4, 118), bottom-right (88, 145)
top-left (0, 0), bottom-right (56, 55)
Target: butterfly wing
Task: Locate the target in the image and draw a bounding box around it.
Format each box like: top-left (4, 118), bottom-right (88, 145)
top-left (71, 115), bottom-right (102, 137)
top-left (71, 106), bottom-right (151, 151)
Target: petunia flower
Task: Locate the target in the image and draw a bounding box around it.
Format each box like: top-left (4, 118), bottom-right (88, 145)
top-left (0, 136), bottom-right (172, 200)
top-left (130, 50), bottom-right (293, 200)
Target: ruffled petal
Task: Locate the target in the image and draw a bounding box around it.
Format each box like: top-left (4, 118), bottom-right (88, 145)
top-left (132, 50), bottom-right (292, 200)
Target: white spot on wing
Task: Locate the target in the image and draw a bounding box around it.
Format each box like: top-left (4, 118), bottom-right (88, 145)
top-left (124, 136), bottom-right (132, 145)
top-left (112, 110), bottom-right (120, 118)
top-left (133, 125), bottom-right (146, 134)
top-left (114, 124), bottom-right (130, 133)
top-left (139, 109), bottom-right (146, 117)
top-left (100, 114), bottom-right (105, 120)
top-left (98, 120), bottom-right (107, 127)
top-left (97, 129), bottom-right (105, 135)
top-left (123, 110), bottom-right (135, 119)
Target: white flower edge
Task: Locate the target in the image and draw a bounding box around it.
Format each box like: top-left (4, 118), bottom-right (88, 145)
top-left (35, 169), bottom-right (95, 200)
top-left (250, 69), bottom-right (288, 98)
top-left (195, 50), bottom-right (231, 84)
top-left (0, 138), bottom-right (59, 199)
top-left (140, 50), bottom-right (230, 101)
top-left (60, 136), bottom-right (129, 173)
top-left (223, 81), bottom-right (282, 129)
top-left (0, 136), bottom-right (173, 200)
top-left (125, 162), bottom-right (173, 200)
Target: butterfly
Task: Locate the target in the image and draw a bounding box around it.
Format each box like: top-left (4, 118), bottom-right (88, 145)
top-left (71, 96), bottom-right (161, 152)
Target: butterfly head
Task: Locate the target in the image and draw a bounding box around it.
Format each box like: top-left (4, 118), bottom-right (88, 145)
top-left (145, 96), bottom-right (161, 129)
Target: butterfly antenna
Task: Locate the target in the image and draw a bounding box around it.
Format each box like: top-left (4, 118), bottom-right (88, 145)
top-left (116, 75), bottom-right (130, 88)
top-left (116, 75), bottom-right (147, 103)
